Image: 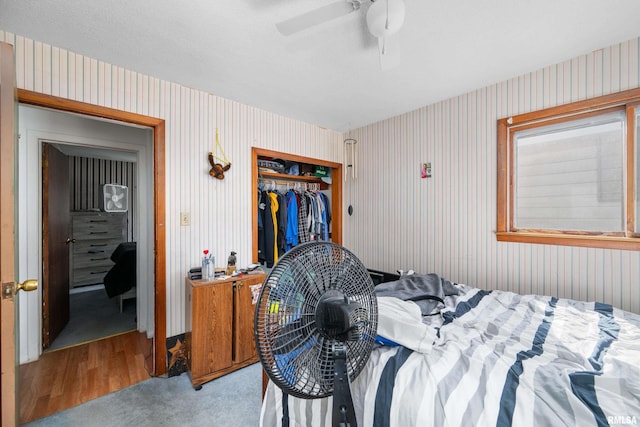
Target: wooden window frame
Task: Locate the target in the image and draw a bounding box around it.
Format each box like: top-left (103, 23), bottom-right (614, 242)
top-left (497, 87), bottom-right (640, 251)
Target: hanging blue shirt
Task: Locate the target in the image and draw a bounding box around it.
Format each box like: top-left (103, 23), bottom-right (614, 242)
top-left (320, 192), bottom-right (329, 241)
top-left (285, 190), bottom-right (299, 251)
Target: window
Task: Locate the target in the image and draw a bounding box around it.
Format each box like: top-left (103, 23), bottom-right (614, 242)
top-left (497, 88), bottom-right (640, 250)
top-left (636, 108), bottom-right (640, 233)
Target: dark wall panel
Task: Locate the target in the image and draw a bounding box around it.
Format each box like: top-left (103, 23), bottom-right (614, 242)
top-left (70, 156), bottom-right (136, 240)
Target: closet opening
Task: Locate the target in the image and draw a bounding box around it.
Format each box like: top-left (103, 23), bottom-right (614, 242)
top-left (251, 147), bottom-right (343, 268)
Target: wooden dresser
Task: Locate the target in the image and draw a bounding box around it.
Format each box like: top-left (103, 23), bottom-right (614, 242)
top-left (70, 211), bottom-right (126, 288)
top-left (185, 272), bottom-right (266, 389)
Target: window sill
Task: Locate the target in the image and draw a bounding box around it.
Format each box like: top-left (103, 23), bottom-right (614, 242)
top-left (496, 232), bottom-right (640, 251)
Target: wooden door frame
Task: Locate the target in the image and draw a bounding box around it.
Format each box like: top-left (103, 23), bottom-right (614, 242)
top-left (251, 147), bottom-right (343, 262)
top-left (0, 39), bottom-right (18, 427)
top-left (18, 89), bottom-right (167, 376)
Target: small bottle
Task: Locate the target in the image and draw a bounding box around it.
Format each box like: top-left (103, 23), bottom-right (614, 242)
top-left (226, 251), bottom-right (237, 275)
top-left (202, 249), bottom-right (214, 281)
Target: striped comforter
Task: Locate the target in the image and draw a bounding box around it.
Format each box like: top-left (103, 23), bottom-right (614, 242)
top-left (260, 285), bottom-right (640, 427)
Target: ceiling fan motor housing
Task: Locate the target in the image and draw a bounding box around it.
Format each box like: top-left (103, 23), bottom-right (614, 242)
top-left (366, 0), bottom-right (406, 37)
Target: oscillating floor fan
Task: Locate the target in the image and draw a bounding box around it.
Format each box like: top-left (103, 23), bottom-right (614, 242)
top-left (254, 242), bottom-right (378, 427)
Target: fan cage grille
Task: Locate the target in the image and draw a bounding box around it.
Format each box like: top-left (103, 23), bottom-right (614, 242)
top-left (254, 242), bottom-right (378, 399)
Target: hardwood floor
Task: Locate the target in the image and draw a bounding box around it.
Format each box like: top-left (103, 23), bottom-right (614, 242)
top-left (19, 331), bottom-right (152, 424)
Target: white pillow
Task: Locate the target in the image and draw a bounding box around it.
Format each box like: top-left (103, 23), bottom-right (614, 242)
top-left (376, 296), bottom-right (436, 353)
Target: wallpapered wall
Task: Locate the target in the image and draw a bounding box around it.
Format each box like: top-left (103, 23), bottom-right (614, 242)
top-left (344, 38), bottom-right (640, 314)
top-left (1, 31), bottom-right (343, 342)
top-left (3, 28), bottom-right (640, 361)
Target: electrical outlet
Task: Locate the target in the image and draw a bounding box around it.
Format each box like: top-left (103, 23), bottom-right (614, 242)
top-left (180, 212), bottom-right (190, 226)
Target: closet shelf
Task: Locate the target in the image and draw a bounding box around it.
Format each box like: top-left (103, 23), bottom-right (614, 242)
top-left (258, 171), bottom-right (329, 190)
top-left (259, 171), bottom-right (323, 183)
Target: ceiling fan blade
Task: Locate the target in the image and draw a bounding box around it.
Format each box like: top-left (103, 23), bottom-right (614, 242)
top-left (377, 35), bottom-right (401, 71)
top-left (276, 1), bottom-right (358, 36)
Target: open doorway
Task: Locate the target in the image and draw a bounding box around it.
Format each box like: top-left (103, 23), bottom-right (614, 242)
top-left (11, 90), bottom-right (167, 423)
top-left (18, 97), bottom-right (166, 375)
top-left (19, 105), bottom-right (154, 358)
top-left (16, 103), bottom-right (162, 421)
top-left (43, 141), bottom-right (139, 351)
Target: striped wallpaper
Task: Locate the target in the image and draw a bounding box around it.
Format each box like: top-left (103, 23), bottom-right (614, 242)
top-left (3, 28), bottom-right (640, 360)
top-left (0, 30), bottom-right (343, 344)
top-left (70, 156), bottom-right (136, 240)
top-left (344, 38), bottom-right (640, 315)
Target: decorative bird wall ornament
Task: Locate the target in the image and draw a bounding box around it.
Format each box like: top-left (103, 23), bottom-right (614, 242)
top-left (208, 128), bottom-right (231, 180)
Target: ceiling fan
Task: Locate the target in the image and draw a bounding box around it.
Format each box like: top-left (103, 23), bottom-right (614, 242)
top-left (276, 0), bottom-right (406, 71)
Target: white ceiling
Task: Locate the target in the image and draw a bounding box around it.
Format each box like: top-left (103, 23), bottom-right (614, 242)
top-left (2, 0), bottom-right (640, 132)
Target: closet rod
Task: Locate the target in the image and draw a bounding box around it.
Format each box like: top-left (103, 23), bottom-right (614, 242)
top-left (258, 179), bottom-right (320, 191)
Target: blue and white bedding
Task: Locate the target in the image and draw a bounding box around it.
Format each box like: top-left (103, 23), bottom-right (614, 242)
top-left (260, 283), bottom-right (640, 427)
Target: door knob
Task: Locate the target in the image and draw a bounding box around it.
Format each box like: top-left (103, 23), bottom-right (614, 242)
top-left (16, 279), bottom-right (38, 292)
top-left (2, 279), bottom-right (38, 299)
top-left (65, 237), bottom-right (76, 244)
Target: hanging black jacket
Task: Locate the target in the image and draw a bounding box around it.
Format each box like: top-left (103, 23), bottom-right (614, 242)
top-left (258, 190), bottom-right (275, 267)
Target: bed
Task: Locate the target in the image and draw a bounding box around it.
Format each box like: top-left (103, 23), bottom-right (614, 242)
top-left (259, 273), bottom-right (640, 426)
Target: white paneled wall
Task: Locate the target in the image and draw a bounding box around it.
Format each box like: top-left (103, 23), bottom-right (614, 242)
top-left (1, 31), bottom-right (343, 341)
top-left (345, 38), bottom-right (640, 314)
top-left (4, 27), bottom-right (640, 361)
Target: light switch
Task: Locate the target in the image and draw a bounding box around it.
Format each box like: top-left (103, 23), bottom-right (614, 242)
top-left (180, 212), bottom-right (190, 226)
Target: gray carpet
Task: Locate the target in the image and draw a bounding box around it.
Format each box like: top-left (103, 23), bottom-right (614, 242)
top-left (49, 287), bottom-right (136, 351)
top-left (23, 363), bottom-right (263, 427)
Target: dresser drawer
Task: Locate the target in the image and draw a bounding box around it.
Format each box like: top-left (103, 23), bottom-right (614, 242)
top-left (72, 252), bottom-right (114, 269)
top-left (72, 219), bottom-right (125, 240)
top-left (70, 211), bottom-right (127, 288)
top-left (72, 240), bottom-right (121, 257)
top-left (72, 265), bottom-right (114, 287)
